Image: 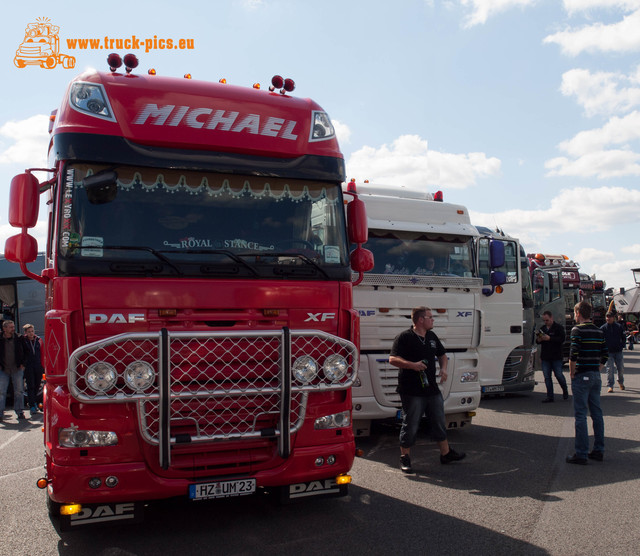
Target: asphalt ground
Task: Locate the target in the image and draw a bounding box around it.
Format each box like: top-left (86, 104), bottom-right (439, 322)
top-left (1, 351), bottom-right (639, 555)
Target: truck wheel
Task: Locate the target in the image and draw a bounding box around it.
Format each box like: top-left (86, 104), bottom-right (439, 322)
top-left (14, 57), bottom-right (26, 68)
top-left (46, 494), bottom-right (61, 517)
top-left (43, 56), bottom-right (57, 69)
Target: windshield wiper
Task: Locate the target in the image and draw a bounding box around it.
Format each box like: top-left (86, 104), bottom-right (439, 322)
top-left (262, 252), bottom-right (329, 279)
top-left (102, 245), bottom-right (183, 275)
top-left (160, 249), bottom-right (259, 277)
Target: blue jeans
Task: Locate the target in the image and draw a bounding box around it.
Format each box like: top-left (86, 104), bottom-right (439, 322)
top-left (0, 368), bottom-right (25, 415)
top-left (605, 351), bottom-right (624, 388)
top-left (399, 393), bottom-right (447, 447)
top-left (571, 371), bottom-right (604, 458)
top-left (541, 359), bottom-right (568, 400)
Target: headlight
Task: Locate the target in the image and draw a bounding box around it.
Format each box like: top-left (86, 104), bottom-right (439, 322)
top-left (315, 411), bottom-right (351, 430)
top-left (59, 428), bottom-right (118, 447)
top-left (69, 82), bottom-right (115, 121)
top-left (85, 362), bottom-right (117, 393)
top-left (292, 356), bottom-right (318, 384)
top-left (323, 354), bottom-right (348, 382)
top-left (124, 361), bottom-right (156, 392)
top-left (310, 110), bottom-right (335, 141)
top-left (460, 371), bottom-right (479, 383)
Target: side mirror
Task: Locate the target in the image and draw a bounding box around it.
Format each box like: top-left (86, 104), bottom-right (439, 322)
top-left (5, 233), bottom-right (38, 263)
top-left (346, 197), bottom-right (368, 245)
top-left (350, 246), bottom-right (374, 273)
top-left (489, 240), bottom-right (505, 269)
top-left (491, 270), bottom-right (507, 287)
top-left (9, 173), bottom-right (40, 228)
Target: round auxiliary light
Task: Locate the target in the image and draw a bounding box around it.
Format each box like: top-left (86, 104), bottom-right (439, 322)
top-left (123, 53), bottom-right (139, 73)
top-left (88, 477), bottom-right (102, 489)
top-left (283, 78), bottom-right (295, 92)
top-left (292, 355), bottom-right (318, 384)
top-left (85, 362), bottom-right (117, 394)
top-left (105, 476), bottom-right (119, 488)
top-left (124, 361), bottom-right (156, 393)
top-left (271, 75), bottom-right (284, 89)
top-left (323, 354), bottom-right (349, 382)
top-left (107, 52), bottom-right (122, 72)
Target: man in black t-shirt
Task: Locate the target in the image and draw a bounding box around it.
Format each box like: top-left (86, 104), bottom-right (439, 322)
top-left (390, 306), bottom-right (466, 473)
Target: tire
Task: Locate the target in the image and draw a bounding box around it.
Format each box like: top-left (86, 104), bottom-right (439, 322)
top-left (43, 56), bottom-right (56, 69)
top-left (14, 57), bottom-right (26, 68)
top-left (47, 494), bottom-right (61, 517)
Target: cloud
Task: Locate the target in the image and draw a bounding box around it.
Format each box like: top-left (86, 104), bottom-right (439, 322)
top-left (545, 111), bottom-right (640, 177)
top-left (470, 186), bottom-right (640, 239)
top-left (543, 8), bottom-right (640, 55)
top-left (332, 119), bottom-right (351, 145)
top-left (560, 67), bottom-right (640, 117)
top-left (563, 0), bottom-right (640, 15)
top-left (346, 134), bottom-right (501, 189)
top-left (459, 0), bottom-right (538, 27)
top-left (573, 247), bottom-right (615, 262)
top-left (0, 115), bottom-right (49, 167)
top-left (621, 244), bottom-right (640, 254)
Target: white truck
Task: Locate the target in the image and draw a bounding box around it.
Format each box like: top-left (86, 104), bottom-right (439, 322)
top-left (347, 183), bottom-right (510, 436)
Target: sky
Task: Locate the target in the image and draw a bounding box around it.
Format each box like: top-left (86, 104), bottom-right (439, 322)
top-left (2, 0), bottom-right (640, 290)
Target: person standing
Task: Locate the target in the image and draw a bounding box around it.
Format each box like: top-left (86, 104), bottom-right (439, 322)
top-left (389, 306), bottom-right (465, 473)
top-left (22, 323), bottom-right (44, 415)
top-left (536, 311), bottom-right (568, 402)
top-left (0, 320), bottom-right (27, 422)
top-left (600, 312), bottom-right (626, 393)
top-left (566, 302), bottom-right (608, 465)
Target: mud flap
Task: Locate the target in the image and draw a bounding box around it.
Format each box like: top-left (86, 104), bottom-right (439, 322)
top-left (279, 478), bottom-right (349, 504)
top-left (58, 501), bottom-right (144, 531)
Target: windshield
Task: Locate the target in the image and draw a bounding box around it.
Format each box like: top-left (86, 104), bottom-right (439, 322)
top-left (58, 164), bottom-right (349, 279)
top-left (364, 229), bottom-right (475, 277)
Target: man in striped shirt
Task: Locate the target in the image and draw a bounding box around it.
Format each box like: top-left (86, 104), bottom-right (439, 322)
top-left (567, 301), bottom-right (608, 465)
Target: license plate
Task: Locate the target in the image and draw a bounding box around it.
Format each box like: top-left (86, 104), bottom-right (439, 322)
top-left (482, 385), bottom-right (505, 393)
top-left (189, 479), bottom-right (256, 500)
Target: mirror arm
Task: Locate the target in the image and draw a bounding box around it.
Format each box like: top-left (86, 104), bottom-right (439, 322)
top-left (20, 262), bottom-right (48, 285)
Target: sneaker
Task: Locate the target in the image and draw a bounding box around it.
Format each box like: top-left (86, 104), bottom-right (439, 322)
top-left (607, 387), bottom-right (614, 393)
top-left (440, 448), bottom-right (466, 464)
top-left (30, 405), bottom-right (38, 414)
top-left (541, 398), bottom-right (554, 403)
top-left (563, 390), bottom-right (569, 400)
top-left (588, 450), bottom-right (604, 461)
top-left (16, 413), bottom-right (26, 420)
top-left (566, 454), bottom-right (588, 465)
top-left (400, 454), bottom-right (412, 473)
top-left (618, 382), bottom-right (625, 391)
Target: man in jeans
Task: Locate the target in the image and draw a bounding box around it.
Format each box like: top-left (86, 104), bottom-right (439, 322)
top-left (536, 311), bottom-right (568, 402)
top-left (567, 302), bottom-right (608, 465)
top-left (389, 306), bottom-right (465, 473)
top-left (600, 312), bottom-right (626, 393)
top-left (0, 320), bottom-right (27, 422)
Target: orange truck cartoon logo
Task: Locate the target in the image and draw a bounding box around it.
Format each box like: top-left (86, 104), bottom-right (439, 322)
top-left (14, 17), bottom-right (76, 69)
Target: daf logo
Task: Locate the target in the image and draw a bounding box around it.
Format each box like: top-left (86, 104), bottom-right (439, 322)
top-left (358, 310), bottom-right (375, 317)
top-left (90, 313), bottom-right (145, 324)
top-left (457, 311), bottom-right (472, 318)
top-left (304, 312), bottom-right (335, 322)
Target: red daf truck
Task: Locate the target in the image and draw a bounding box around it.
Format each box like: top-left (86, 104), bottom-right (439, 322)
top-left (6, 54), bottom-right (373, 528)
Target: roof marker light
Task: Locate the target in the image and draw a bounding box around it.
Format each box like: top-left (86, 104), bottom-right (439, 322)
top-left (253, 83), bottom-right (261, 89)
top-left (434, 191), bottom-right (443, 202)
top-left (219, 78), bottom-right (227, 84)
top-left (148, 68), bottom-right (156, 75)
top-left (347, 178), bottom-right (357, 193)
top-left (184, 73), bottom-right (192, 79)
top-left (107, 53), bottom-right (122, 72)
